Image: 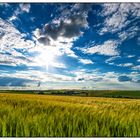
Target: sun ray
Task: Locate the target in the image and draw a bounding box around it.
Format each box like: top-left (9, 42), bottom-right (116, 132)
top-left (34, 47), bottom-right (56, 72)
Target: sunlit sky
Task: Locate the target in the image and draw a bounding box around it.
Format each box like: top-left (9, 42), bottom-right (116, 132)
top-left (0, 3), bottom-right (140, 90)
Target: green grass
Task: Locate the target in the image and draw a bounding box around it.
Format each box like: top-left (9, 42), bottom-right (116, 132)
top-left (0, 93), bottom-right (140, 137)
top-left (82, 90), bottom-right (140, 98)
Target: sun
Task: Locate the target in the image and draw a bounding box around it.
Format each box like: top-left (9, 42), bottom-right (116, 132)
top-left (34, 47), bottom-right (56, 71)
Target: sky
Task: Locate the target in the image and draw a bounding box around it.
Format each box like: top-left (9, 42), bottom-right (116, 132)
top-left (0, 3), bottom-right (140, 90)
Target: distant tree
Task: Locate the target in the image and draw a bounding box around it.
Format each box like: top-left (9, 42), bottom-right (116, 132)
top-left (38, 91), bottom-right (44, 95)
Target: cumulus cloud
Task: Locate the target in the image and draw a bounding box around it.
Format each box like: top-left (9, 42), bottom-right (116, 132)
top-left (100, 3), bottom-right (140, 35)
top-left (72, 4), bottom-right (92, 13)
top-left (8, 4), bottom-right (30, 22)
top-left (98, 3), bottom-right (140, 51)
top-left (79, 58), bottom-right (94, 65)
top-left (71, 69), bottom-right (120, 83)
top-left (71, 70), bottom-right (140, 89)
top-left (34, 14), bottom-right (88, 42)
top-left (19, 4), bottom-right (30, 13)
top-left (32, 6), bottom-right (90, 59)
top-left (0, 4), bottom-right (139, 89)
top-left (94, 3), bottom-right (140, 68)
top-left (117, 63), bottom-right (133, 67)
top-left (57, 4), bottom-right (92, 21)
top-left (37, 36), bottom-right (50, 45)
top-left (70, 69), bottom-right (103, 82)
top-left (0, 18), bottom-right (35, 67)
top-left (0, 18), bottom-right (68, 71)
top-left (118, 26), bottom-right (139, 42)
top-left (83, 40), bottom-right (119, 56)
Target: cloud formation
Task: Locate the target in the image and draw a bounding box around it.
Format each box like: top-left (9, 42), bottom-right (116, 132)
top-left (82, 40), bottom-right (119, 56)
top-left (79, 58), bottom-right (93, 65)
top-left (32, 5), bottom-right (91, 60)
top-left (0, 3), bottom-right (140, 89)
top-left (132, 65), bottom-right (140, 71)
top-left (0, 77), bottom-right (33, 86)
top-left (100, 3), bottom-right (140, 35)
top-left (34, 14), bottom-right (88, 43)
top-left (0, 18), bottom-right (35, 67)
top-left (19, 4), bottom-right (30, 13)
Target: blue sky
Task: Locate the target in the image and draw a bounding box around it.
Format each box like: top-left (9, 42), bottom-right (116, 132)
top-left (0, 3), bottom-right (140, 90)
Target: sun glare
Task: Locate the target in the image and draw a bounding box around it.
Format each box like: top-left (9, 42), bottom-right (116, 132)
top-left (35, 47), bottom-right (56, 71)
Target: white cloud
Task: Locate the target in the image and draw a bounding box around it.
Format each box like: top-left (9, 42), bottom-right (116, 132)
top-left (117, 63), bottom-right (133, 67)
top-left (79, 58), bottom-right (94, 65)
top-left (103, 72), bottom-right (119, 83)
top-left (8, 4), bottom-right (30, 22)
top-left (100, 3), bottom-right (140, 35)
top-left (33, 35), bottom-right (78, 59)
top-left (137, 59), bottom-right (140, 62)
top-left (76, 70), bottom-right (133, 86)
top-left (106, 57), bottom-right (134, 67)
top-left (97, 3), bottom-right (140, 62)
top-left (0, 18), bottom-right (35, 66)
top-left (32, 7), bottom-right (90, 60)
top-left (105, 55), bottom-right (134, 68)
top-left (118, 26), bottom-right (139, 42)
top-left (0, 18), bottom-right (68, 70)
top-left (73, 69), bottom-right (103, 82)
top-left (129, 71), bottom-right (140, 83)
top-left (68, 69), bottom-right (120, 83)
top-left (0, 69), bottom-right (74, 83)
top-left (106, 13), bottom-right (129, 33)
top-left (132, 65), bottom-right (140, 71)
top-left (19, 4), bottom-right (30, 13)
top-left (33, 28), bottom-right (78, 59)
top-left (127, 55), bottom-right (135, 58)
top-left (9, 15), bottom-right (17, 21)
top-left (50, 62), bottom-right (66, 69)
top-left (83, 40), bottom-right (119, 56)
top-left (100, 3), bottom-right (120, 16)
top-left (99, 3), bottom-right (140, 47)
top-left (105, 56), bottom-right (121, 63)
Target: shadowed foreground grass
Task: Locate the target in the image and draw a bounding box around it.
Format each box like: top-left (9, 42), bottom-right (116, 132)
top-left (0, 93), bottom-right (140, 137)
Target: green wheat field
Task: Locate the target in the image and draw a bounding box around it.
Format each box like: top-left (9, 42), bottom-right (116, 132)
top-left (0, 91), bottom-right (140, 137)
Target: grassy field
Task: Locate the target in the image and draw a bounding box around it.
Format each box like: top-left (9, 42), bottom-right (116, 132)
top-left (0, 93), bottom-right (140, 137)
top-left (1, 90), bottom-right (140, 99)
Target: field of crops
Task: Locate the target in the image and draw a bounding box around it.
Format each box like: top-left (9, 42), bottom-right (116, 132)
top-left (0, 93), bottom-right (140, 137)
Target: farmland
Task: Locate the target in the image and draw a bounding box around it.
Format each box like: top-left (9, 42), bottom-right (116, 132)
top-left (1, 90), bottom-right (140, 98)
top-left (0, 92), bottom-right (140, 137)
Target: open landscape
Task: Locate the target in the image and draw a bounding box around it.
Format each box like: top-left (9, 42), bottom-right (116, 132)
top-left (0, 2), bottom-right (140, 137)
top-left (0, 91), bottom-right (140, 137)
